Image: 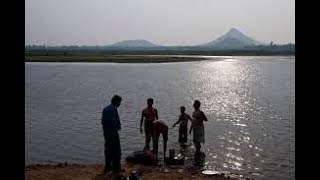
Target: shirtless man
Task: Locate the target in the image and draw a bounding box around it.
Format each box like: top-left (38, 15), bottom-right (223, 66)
top-left (189, 100), bottom-right (208, 154)
top-left (140, 98), bottom-right (158, 150)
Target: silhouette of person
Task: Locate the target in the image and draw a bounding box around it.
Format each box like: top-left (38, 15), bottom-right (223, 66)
top-left (189, 100), bottom-right (208, 154)
top-left (140, 98), bottom-right (158, 150)
top-left (173, 106), bottom-right (192, 146)
top-left (152, 120), bottom-right (168, 159)
top-left (101, 95), bottom-right (124, 174)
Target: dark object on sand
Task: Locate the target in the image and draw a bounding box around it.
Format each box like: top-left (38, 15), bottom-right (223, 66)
top-left (169, 149), bottom-right (175, 160)
top-left (164, 155), bottom-right (185, 165)
top-left (129, 170), bottom-right (142, 180)
top-left (114, 174), bottom-right (127, 180)
top-left (194, 151), bottom-right (206, 166)
top-left (126, 150), bottom-right (158, 165)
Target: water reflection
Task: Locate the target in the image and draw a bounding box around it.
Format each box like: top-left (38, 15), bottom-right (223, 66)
top-left (197, 59), bottom-right (268, 178)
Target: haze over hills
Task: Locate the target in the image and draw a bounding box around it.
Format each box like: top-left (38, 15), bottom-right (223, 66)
top-left (107, 39), bottom-right (161, 48)
top-left (104, 28), bottom-right (264, 49)
top-left (25, 28), bottom-right (294, 55)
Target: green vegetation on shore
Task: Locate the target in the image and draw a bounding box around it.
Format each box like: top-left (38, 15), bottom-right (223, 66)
top-left (25, 54), bottom-right (211, 63)
top-left (25, 49), bottom-right (294, 63)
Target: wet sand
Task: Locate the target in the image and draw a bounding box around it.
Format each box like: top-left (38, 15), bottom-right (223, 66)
top-left (25, 163), bottom-right (250, 180)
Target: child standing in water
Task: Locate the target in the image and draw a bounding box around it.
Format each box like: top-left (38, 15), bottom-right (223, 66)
top-left (173, 106), bottom-right (192, 146)
top-left (189, 100), bottom-right (208, 154)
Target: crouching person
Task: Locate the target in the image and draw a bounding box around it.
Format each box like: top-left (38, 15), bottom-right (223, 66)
top-left (152, 120), bottom-right (168, 160)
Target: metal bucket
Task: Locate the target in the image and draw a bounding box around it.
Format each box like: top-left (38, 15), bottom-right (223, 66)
top-left (169, 149), bottom-right (175, 160)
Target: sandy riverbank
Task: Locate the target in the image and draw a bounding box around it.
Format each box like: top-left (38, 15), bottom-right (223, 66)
top-left (25, 163), bottom-right (251, 180)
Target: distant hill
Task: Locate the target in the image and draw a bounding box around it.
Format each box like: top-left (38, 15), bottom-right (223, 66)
top-left (107, 39), bottom-right (160, 48)
top-left (201, 28), bottom-right (264, 49)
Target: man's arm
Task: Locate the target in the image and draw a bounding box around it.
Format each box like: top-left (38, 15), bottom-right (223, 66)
top-left (202, 111), bottom-right (208, 121)
top-left (188, 114), bottom-right (193, 134)
top-left (173, 116), bottom-right (181, 128)
top-left (112, 108), bottom-right (121, 131)
top-left (102, 108), bottom-right (111, 128)
top-left (140, 111), bottom-right (144, 134)
top-left (155, 109), bottom-right (159, 120)
top-left (187, 114), bottom-right (192, 121)
top-left (189, 122), bottom-right (194, 134)
top-left (101, 109), bottom-right (105, 125)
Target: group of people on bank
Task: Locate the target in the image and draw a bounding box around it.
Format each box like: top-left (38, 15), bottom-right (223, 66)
top-left (101, 95), bottom-right (208, 174)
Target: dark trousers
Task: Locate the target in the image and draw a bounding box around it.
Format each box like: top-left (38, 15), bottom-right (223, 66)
top-left (194, 141), bottom-right (201, 153)
top-left (153, 128), bottom-right (168, 158)
top-left (179, 125), bottom-right (188, 143)
top-left (103, 128), bottom-right (121, 171)
top-left (144, 122), bottom-right (154, 149)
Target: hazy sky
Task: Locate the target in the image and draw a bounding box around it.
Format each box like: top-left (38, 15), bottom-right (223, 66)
top-left (25, 0), bottom-right (295, 46)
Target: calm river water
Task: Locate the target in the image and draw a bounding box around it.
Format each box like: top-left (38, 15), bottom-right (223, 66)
top-left (25, 56), bottom-right (295, 180)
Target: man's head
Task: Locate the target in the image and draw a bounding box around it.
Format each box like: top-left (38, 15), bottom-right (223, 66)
top-left (147, 98), bottom-right (153, 107)
top-left (111, 95), bottom-right (122, 108)
top-left (193, 100), bottom-right (201, 110)
top-left (180, 106), bottom-right (186, 113)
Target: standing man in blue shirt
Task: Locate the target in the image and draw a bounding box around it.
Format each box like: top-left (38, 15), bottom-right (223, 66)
top-left (101, 95), bottom-right (124, 174)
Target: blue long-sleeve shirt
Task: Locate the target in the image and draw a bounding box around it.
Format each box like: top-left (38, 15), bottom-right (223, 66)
top-left (101, 104), bottom-right (121, 131)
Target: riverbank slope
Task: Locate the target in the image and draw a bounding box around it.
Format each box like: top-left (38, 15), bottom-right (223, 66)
top-left (25, 163), bottom-right (249, 180)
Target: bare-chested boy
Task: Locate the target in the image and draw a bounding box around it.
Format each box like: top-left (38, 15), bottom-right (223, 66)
top-left (173, 106), bottom-right (192, 146)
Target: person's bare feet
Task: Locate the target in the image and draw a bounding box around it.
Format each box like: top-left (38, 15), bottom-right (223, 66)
top-left (101, 168), bottom-right (113, 175)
